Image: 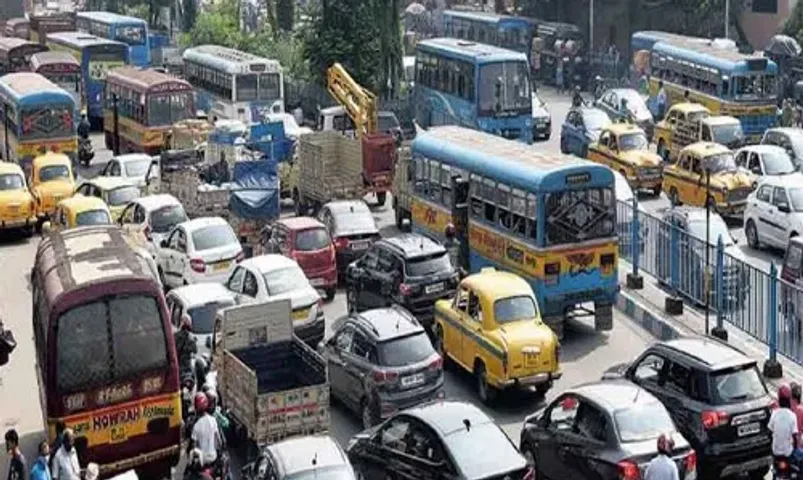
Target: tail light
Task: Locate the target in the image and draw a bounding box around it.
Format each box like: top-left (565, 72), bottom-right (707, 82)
top-left (373, 369), bottom-right (399, 383)
top-left (522, 467), bottom-right (535, 480)
top-left (685, 451), bottom-right (696, 473)
top-left (235, 251), bottom-right (245, 263)
top-left (545, 262), bottom-right (560, 286)
top-left (428, 356), bottom-right (443, 370)
top-left (190, 258), bottom-right (206, 273)
top-left (334, 237), bottom-right (349, 249)
top-left (399, 283), bottom-right (413, 296)
top-left (143, 224), bottom-right (152, 240)
top-left (617, 460), bottom-right (641, 480)
top-left (701, 410), bottom-right (729, 429)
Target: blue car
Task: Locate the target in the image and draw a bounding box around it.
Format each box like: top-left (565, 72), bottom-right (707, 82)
top-left (559, 107), bottom-right (611, 158)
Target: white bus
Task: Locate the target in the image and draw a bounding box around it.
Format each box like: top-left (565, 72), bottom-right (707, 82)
top-left (182, 45), bottom-right (284, 124)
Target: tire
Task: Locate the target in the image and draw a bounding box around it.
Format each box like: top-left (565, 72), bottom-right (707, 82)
top-left (324, 287), bottom-right (336, 302)
top-left (669, 187), bottom-right (681, 207)
top-left (535, 382), bottom-right (551, 396)
top-left (559, 136), bottom-right (568, 154)
top-left (361, 398), bottom-right (378, 429)
top-left (433, 323), bottom-right (445, 357)
top-left (746, 220), bottom-right (760, 249)
top-left (652, 184), bottom-right (662, 196)
top-left (376, 191), bottom-right (387, 206)
top-left (475, 362), bottom-right (496, 405)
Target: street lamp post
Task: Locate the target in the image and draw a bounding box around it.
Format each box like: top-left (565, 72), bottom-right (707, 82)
top-left (705, 168), bottom-right (711, 335)
top-left (589, 0), bottom-right (594, 51)
top-left (725, 0), bottom-right (730, 39)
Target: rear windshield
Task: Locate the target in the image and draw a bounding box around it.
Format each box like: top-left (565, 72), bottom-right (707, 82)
top-left (378, 332), bottom-right (433, 367)
top-left (75, 209), bottom-right (111, 226)
top-left (124, 159), bottom-right (151, 177)
top-left (405, 252), bottom-right (451, 277)
top-left (614, 402), bottom-right (676, 442)
top-left (107, 186), bottom-right (140, 206)
top-left (39, 164), bottom-right (70, 182)
top-left (0, 173), bottom-right (24, 190)
top-left (192, 225), bottom-right (237, 251)
top-left (710, 364), bottom-right (768, 404)
top-left (494, 296), bottom-right (539, 324)
top-left (294, 228), bottom-right (331, 251)
top-left (444, 424), bottom-right (524, 478)
top-left (150, 205), bottom-right (187, 233)
top-left (188, 301), bottom-right (234, 335)
top-left (333, 211), bottom-right (376, 236)
top-left (263, 266), bottom-right (309, 296)
top-left (56, 294), bottom-right (168, 392)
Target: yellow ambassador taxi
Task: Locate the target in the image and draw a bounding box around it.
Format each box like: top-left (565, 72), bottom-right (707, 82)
top-left (29, 152), bottom-right (75, 226)
top-left (663, 142), bottom-right (754, 215)
top-left (587, 123), bottom-right (663, 195)
top-left (74, 176), bottom-right (141, 222)
top-left (433, 268), bottom-right (561, 404)
top-left (0, 162), bottom-right (36, 236)
top-left (42, 196), bottom-right (112, 233)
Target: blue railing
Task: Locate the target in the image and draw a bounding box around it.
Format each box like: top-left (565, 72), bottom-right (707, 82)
top-left (617, 198), bottom-right (801, 367)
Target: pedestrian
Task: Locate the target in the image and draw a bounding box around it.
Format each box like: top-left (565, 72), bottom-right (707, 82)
top-left (48, 423), bottom-right (64, 474)
top-left (683, 89), bottom-right (691, 102)
top-left (644, 434), bottom-right (679, 480)
top-left (792, 383), bottom-right (803, 433)
top-left (5, 429), bottom-right (26, 480)
top-left (656, 80), bottom-right (668, 120)
top-left (30, 442), bottom-right (50, 480)
top-left (556, 58), bottom-right (565, 94)
top-left (769, 385), bottom-right (798, 468)
top-left (51, 429), bottom-right (79, 480)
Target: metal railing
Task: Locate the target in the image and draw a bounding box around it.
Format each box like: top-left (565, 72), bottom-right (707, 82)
top-left (617, 198), bottom-right (798, 367)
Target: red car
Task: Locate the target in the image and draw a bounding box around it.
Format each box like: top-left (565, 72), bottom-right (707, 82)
top-left (259, 217), bottom-right (338, 300)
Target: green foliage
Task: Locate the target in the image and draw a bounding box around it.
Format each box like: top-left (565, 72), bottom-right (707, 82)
top-left (783, 0), bottom-right (803, 45)
top-left (276, 0), bottom-right (294, 32)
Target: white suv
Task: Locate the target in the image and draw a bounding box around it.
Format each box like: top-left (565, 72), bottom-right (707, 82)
top-left (744, 172), bottom-right (803, 250)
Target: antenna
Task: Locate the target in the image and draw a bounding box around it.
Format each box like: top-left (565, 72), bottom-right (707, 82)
top-left (312, 452), bottom-right (317, 466)
top-left (632, 386), bottom-right (641, 404)
top-left (463, 419), bottom-right (471, 431)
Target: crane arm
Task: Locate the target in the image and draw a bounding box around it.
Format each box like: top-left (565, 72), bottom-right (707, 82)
top-left (326, 62), bottom-right (378, 138)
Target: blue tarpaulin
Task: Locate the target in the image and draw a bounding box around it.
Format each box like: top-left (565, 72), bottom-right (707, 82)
top-left (249, 121), bottom-right (295, 162)
top-left (229, 161), bottom-right (280, 220)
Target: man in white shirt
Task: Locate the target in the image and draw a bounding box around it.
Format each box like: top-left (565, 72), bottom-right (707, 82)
top-left (656, 81), bottom-right (668, 120)
top-left (644, 434), bottom-right (679, 480)
top-left (190, 393), bottom-right (221, 468)
top-left (51, 428), bottom-right (80, 480)
top-left (770, 385), bottom-right (799, 463)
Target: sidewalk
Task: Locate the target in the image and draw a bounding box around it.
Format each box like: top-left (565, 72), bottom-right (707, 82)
top-left (614, 258), bottom-right (803, 389)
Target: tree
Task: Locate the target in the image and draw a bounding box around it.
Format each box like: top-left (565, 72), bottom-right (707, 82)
top-left (276, 0), bottom-right (294, 32)
top-left (784, 0), bottom-right (803, 44)
top-left (182, 0), bottom-right (197, 32)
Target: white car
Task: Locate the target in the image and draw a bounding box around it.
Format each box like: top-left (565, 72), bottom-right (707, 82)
top-left (156, 217), bottom-right (243, 287)
top-left (165, 283), bottom-right (236, 357)
top-left (118, 194), bottom-right (188, 254)
top-left (262, 112), bottom-right (313, 140)
top-left (100, 153), bottom-right (157, 190)
top-left (744, 172), bottom-right (803, 250)
top-left (734, 145), bottom-right (797, 186)
top-left (224, 254), bottom-right (325, 345)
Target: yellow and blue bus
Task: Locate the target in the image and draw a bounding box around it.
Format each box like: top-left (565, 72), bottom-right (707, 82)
top-left (0, 72), bottom-right (78, 175)
top-left (414, 38), bottom-right (534, 144)
top-left (633, 31), bottom-right (778, 142)
top-left (408, 125), bottom-right (618, 337)
top-left (77, 12), bottom-right (150, 68)
top-left (46, 32), bottom-right (129, 125)
top-left (441, 10), bottom-right (533, 56)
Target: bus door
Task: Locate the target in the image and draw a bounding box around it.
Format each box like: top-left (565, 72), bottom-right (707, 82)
top-left (450, 174), bottom-right (470, 269)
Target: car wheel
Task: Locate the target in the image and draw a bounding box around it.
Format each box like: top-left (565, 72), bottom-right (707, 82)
top-left (347, 287), bottom-right (357, 313)
top-left (669, 187), bottom-right (681, 207)
top-left (361, 399), bottom-right (378, 429)
top-left (376, 191), bottom-right (387, 207)
top-left (746, 220), bottom-right (760, 249)
top-left (324, 288), bottom-right (336, 302)
top-left (475, 363), bottom-right (496, 405)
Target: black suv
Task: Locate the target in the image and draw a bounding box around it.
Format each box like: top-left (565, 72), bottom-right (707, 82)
top-left (319, 306), bottom-right (444, 429)
top-left (603, 337), bottom-right (773, 479)
top-left (344, 234), bottom-right (458, 326)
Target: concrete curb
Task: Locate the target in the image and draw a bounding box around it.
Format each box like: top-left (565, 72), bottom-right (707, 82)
top-left (615, 292), bottom-right (686, 341)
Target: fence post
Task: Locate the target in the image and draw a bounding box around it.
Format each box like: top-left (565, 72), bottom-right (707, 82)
top-left (665, 221), bottom-right (683, 315)
top-left (626, 196), bottom-right (643, 289)
top-left (711, 235), bottom-right (728, 341)
top-left (763, 263), bottom-right (783, 378)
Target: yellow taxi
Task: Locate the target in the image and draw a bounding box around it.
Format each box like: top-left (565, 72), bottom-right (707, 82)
top-left (74, 176), bottom-right (140, 222)
top-left (653, 102), bottom-right (711, 162)
top-left (42, 196), bottom-right (112, 232)
top-left (587, 123), bottom-right (663, 195)
top-left (433, 268), bottom-right (561, 404)
top-left (29, 152), bottom-right (75, 225)
top-left (663, 142), bottom-right (754, 215)
top-left (0, 161), bottom-right (36, 236)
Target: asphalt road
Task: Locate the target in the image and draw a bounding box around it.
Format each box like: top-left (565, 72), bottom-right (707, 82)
top-left (0, 86), bottom-right (781, 478)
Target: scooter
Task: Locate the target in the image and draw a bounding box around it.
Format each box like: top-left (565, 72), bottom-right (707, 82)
top-left (78, 137), bottom-right (94, 167)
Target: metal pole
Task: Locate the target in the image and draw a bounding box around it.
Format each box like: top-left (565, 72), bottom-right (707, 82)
top-left (725, 0), bottom-right (730, 39)
top-left (705, 169), bottom-right (711, 335)
top-left (3, 103), bottom-right (8, 162)
top-left (112, 93), bottom-right (120, 156)
top-left (589, 0), bottom-right (594, 51)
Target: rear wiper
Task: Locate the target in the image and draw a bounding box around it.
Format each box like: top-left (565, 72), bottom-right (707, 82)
top-left (726, 394), bottom-right (750, 401)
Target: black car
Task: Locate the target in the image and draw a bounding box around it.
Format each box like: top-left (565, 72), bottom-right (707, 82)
top-left (347, 401), bottom-right (532, 480)
top-left (317, 200), bottom-right (380, 273)
top-left (603, 337), bottom-right (773, 479)
top-left (520, 380), bottom-right (696, 480)
top-left (344, 233), bottom-right (458, 326)
top-left (320, 306), bottom-right (444, 428)
top-left (532, 93), bottom-right (552, 141)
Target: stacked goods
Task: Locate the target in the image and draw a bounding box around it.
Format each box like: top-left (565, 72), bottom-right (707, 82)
top-left (297, 131), bottom-right (363, 211)
top-left (170, 120), bottom-right (213, 150)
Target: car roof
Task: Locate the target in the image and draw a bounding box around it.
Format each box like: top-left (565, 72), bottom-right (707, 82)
top-left (240, 253), bottom-right (298, 273)
top-left (577, 106), bottom-right (607, 117)
top-left (277, 216), bottom-right (325, 231)
top-left (738, 144), bottom-right (787, 155)
top-left (85, 176), bottom-right (138, 190)
top-left (461, 269), bottom-right (533, 299)
top-left (58, 195), bottom-right (109, 211)
top-left (668, 102), bottom-right (710, 114)
top-left (179, 216), bottom-right (229, 232)
top-left (33, 152), bottom-right (71, 167)
top-left (379, 233), bottom-right (445, 258)
top-left (0, 162), bottom-right (23, 174)
top-left (169, 283), bottom-right (235, 307)
top-left (570, 380), bottom-right (661, 412)
top-left (405, 401), bottom-right (493, 437)
top-left (681, 141), bottom-right (731, 156)
top-left (767, 127), bottom-right (803, 137)
top-left (756, 172), bottom-right (803, 188)
top-left (604, 123), bottom-right (644, 135)
top-left (704, 115), bottom-right (740, 126)
top-left (135, 194), bottom-right (182, 212)
top-left (325, 200), bottom-right (371, 215)
top-left (658, 336), bottom-right (754, 370)
top-left (113, 153), bottom-right (152, 164)
top-left (268, 435), bottom-right (348, 476)
top-left (353, 307), bottom-right (423, 340)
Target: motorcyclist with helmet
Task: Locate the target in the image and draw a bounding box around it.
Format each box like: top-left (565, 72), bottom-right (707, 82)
top-left (572, 85), bottom-right (585, 109)
top-left (77, 111), bottom-right (90, 141)
top-left (204, 388), bottom-right (229, 441)
top-left (644, 433), bottom-right (679, 480)
top-left (184, 448), bottom-right (213, 480)
top-left (770, 384), bottom-right (799, 477)
top-left (188, 393), bottom-right (222, 474)
top-left (175, 315), bottom-right (197, 377)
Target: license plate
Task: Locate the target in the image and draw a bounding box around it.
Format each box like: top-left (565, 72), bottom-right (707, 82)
top-left (401, 373), bottom-right (425, 387)
top-left (536, 121), bottom-right (546, 127)
top-left (310, 278), bottom-right (325, 287)
top-left (524, 353), bottom-right (539, 367)
top-left (214, 261), bottom-right (230, 271)
top-left (110, 425), bottom-right (128, 444)
top-left (351, 241), bottom-right (369, 250)
top-left (425, 283), bottom-right (444, 294)
top-left (738, 423), bottom-right (760, 437)
top-left (293, 309), bottom-right (310, 321)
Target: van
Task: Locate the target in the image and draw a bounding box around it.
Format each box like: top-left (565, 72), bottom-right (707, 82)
top-left (31, 225), bottom-right (180, 478)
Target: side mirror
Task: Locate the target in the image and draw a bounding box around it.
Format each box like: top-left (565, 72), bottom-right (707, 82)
top-left (779, 203), bottom-right (792, 213)
top-left (160, 239), bottom-right (168, 248)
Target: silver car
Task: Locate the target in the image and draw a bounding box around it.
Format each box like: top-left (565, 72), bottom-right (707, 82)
top-left (243, 435), bottom-right (357, 480)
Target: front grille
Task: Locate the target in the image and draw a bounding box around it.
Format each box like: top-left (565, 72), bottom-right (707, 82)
top-left (637, 167), bottom-right (662, 179)
top-left (727, 188), bottom-right (751, 203)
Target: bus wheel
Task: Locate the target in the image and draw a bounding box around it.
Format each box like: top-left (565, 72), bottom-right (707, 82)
top-left (376, 191), bottom-right (387, 207)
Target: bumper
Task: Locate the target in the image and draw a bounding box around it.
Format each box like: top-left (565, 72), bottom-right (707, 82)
top-left (714, 453), bottom-right (771, 477)
top-left (498, 370), bottom-right (562, 389)
top-left (541, 289), bottom-right (619, 318)
top-left (715, 201), bottom-right (747, 216)
top-left (294, 317), bottom-right (325, 347)
top-left (532, 122), bottom-right (551, 139)
top-left (305, 266), bottom-right (338, 290)
top-left (632, 177), bottom-right (662, 190)
top-left (0, 216), bottom-right (35, 230)
top-left (702, 435), bottom-right (771, 477)
top-left (377, 380), bottom-right (445, 420)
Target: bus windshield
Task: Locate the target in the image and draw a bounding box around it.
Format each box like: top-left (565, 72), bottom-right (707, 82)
top-left (734, 74), bottom-right (776, 100)
top-left (499, 26), bottom-right (530, 51)
top-left (236, 74), bottom-right (258, 102)
top-left (148, 92), bottom-right (193, 126)
top-left (20, 106), bottom-right (74, 140)
top-left (478, 61), bottom-right (531, 117)
top-left (116, 25), bottom-right (146, 46)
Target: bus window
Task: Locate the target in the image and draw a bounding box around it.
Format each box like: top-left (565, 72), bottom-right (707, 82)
top-left (236, 74), bottom-right (258, 102)
top-left (477, 61), bottom-right (531, 116)
top-left (117, 25), bottom-right (146, 45)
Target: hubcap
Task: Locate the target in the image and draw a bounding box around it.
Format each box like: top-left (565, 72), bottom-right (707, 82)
top-left (748, 224), bottom-right (756, 245)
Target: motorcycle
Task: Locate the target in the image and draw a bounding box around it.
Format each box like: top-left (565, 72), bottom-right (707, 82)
top-left (78, 137), bottom-right (94, 167)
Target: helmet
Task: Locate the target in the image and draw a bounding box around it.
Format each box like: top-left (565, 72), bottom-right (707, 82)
top-left (181, 314), bottom-right (192, 331)
top-left (194, 392), bottom-right (209, 413)
top-left (444, 223), bottom-right (456, 237)
top-left (575, 85), bottom-right (581, 92)
top-left (205, 389), bottom-right (218, 410)
top-left (656, 433), bottom-right (674, 454)
top-left (779, 384), bottom-right (792, 400)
